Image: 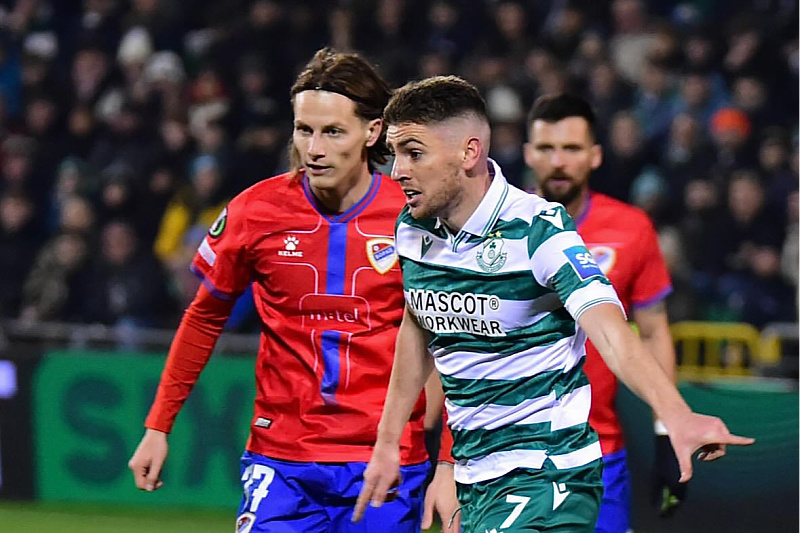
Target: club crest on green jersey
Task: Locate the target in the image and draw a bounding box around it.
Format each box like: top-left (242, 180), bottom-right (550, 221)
top-left (476, 231), bottom-right (507, 272)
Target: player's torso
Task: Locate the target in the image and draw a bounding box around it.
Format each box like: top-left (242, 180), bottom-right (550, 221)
top-left (396, 187), bottom-right (596, 466)
top-left (242, 174), bottom-right (425, 462)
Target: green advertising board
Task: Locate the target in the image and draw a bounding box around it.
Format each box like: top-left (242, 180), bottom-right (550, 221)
top-left (33, 351), bottom-right (254, 508)
top-left (30, 350), bottom-right (798, 532)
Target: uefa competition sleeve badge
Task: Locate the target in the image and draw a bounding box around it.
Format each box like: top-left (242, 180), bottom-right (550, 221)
top-left (366, 238), bottom-right (398, 274)
top-left (476, 232), bottom-right (507, 272)
top-left (208, 207), bottom-right (227, 238)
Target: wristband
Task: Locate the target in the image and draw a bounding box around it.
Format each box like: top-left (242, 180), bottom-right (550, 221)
top-left (437, 460), bottom-right (455, 467)
top-left (654, 419), bottom-right (668, 436)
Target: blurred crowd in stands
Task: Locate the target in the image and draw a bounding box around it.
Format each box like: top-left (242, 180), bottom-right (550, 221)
top-left (0, 0), bottom-right (796, 332)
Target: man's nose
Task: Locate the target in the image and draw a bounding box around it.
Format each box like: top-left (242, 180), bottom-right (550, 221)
top-left (307, 133), bottom-right (325, 157)
top-left (551, 150), bottom-right (566, 167)
top-left (390, 158), bottom-right (405, 181)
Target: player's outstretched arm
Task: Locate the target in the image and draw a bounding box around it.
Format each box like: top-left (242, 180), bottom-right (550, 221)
top-left (128, 429), bottom-right (168, 491)
top-left (129, 285), bottom-right (235, 491)
top-left (353, 306), bottom-right (434, 523)
top-left (578, 303), bottom-right (755, 482)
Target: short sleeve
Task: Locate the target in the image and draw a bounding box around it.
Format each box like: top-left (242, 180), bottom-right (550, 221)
top-left (630, 218), bottom-right (672, 310)
top-left (528, 204), bottom-right (623, 320)
top-left (190, 193), bottom-right (252, 300)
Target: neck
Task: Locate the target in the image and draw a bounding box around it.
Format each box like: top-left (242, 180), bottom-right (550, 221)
top-left (310, 167), bottom-right (373, 214)
top-left (565, 188), bottom-right (590, 220)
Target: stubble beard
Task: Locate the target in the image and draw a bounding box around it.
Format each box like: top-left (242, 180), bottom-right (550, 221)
top-left (410, 165), bottom-right (462, 221)
top-left (539, 170), bottom-right (583, 207)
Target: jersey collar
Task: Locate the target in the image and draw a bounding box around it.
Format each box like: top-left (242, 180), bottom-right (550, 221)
top-left (453, 158), bottom-right (510, 239)
top-left (301, 170), bottom-right (380, 223)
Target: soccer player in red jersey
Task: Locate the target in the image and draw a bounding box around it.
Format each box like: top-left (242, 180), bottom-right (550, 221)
top-left (524, 93), bottom-right (684, 533)
top-left (128, 48), bottom-right (456, 532)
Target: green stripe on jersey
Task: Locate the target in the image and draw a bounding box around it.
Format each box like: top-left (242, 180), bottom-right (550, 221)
top-left (550, 262), bottom-right (613, 298)
top-left (451, 420), bottom-right (598, 461)
top-left (526, 205), bottom-right (575, 258)
top-left (441, 359), bottom-right (588, 407)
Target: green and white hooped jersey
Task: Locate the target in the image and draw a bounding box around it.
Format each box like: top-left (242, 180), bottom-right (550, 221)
top-left (396, 160), bottom-right (623, 485)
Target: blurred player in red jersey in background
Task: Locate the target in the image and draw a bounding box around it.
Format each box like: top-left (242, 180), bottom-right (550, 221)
top-left (524, 93), bottom-right (685, 533)
top-left (128, 48), bottom-right (457, 533)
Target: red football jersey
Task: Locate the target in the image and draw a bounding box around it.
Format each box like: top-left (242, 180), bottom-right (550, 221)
top-left (576, 193), bottom-right (672, 455)
top-left (189, 171), bottom-right (427, 464)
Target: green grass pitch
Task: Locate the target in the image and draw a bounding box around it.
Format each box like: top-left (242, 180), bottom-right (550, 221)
top-left (0, 501), bottom-right (443, 532)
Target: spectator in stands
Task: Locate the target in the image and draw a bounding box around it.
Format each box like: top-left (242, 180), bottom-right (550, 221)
top-left (632, 58), bottom-right (675, 142)
top-left (19, 231), bottom-right (90, 323)
top-left (708, 107), bottom-right (757, 183)
top-left (659, 113), bottom-right (714, 211)
top-left (758, 128), bottom-right (798, 215)
top-left (0, 0), bottom-right (792, 332)
top-left (670, 67), bottom-right (729, 133)
top-left (79, 219), bottom-right (174, 328)
top-left (594, 110), bottom-right (648, 202)
top-left (780, 190), bottom-right (798, 316)
top-left (710, 171), bottom-right (792, 324)
top-left (0, 135), bottom-right (42, 206)
top-left (0, 190), bottom-right (40, 317)
top-left (154, 154), bottom-right (227, 306)
top-left (585, 61), bottom-right (634, 142)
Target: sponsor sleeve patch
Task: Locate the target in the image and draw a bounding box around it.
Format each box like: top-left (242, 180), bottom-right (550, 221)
top-left (563, 245), bottom-right (603, 280)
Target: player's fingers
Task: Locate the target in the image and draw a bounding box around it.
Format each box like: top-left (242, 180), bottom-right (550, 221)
top-left (725, 434), bottom-right (755, 446)
top-left (144, 457), bottom-right (165, 491)
top-left (128, 458), bottom-right (148, 490)
top-left (352, 482), bottom-right (374, 523)
top-left (699, 444), bottom-right (726, 462)
top-left (445, 508), bottom-right (461, 532)
top-left (421, 494), bottom-right (434, 529)
top-left (676, 451), bottom-right (693, 483)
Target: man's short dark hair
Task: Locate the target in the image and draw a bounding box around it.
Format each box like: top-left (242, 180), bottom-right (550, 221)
top-left (527, 93), bottom-right (597, 140)
top-left (384, 75), bottom-right (489, 127)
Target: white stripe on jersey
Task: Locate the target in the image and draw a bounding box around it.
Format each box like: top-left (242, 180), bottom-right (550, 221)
top-left (445, 384), bottom-right (592, 432)
top-left (563, 281), bottom-right (625, 320)
top-left (432, 334), bottom-right (582, 380)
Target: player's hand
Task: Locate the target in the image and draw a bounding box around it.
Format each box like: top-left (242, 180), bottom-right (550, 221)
top-left (128, 428), bottom-right (169, 492)
top-left (665, 412), bottom-right (754, 483)
top-left (422, 462), bottom-right (460, 532)
top-left (652, 435), bottom-right (686, 517)
top-left (352, 441), bottom-right (401, 523)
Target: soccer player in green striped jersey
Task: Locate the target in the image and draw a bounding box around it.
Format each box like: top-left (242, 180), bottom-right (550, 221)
top-left (353, 76), bottom-right (753, 532)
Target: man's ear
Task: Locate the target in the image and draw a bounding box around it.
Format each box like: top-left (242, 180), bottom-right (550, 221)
top-left (462, 136), bottom-right (483, 171)
top-left (590, 143), bottom-right (602, 170)
top-left (365, 118), bottom-right (383, 147)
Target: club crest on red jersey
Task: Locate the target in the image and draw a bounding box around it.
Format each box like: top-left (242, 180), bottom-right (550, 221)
top-left (589, 245), bottom-right (617, 274)
top-left (366, 238), bottom-right (397, 274)
top-left (236, 512), bottom-right (256, 533)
